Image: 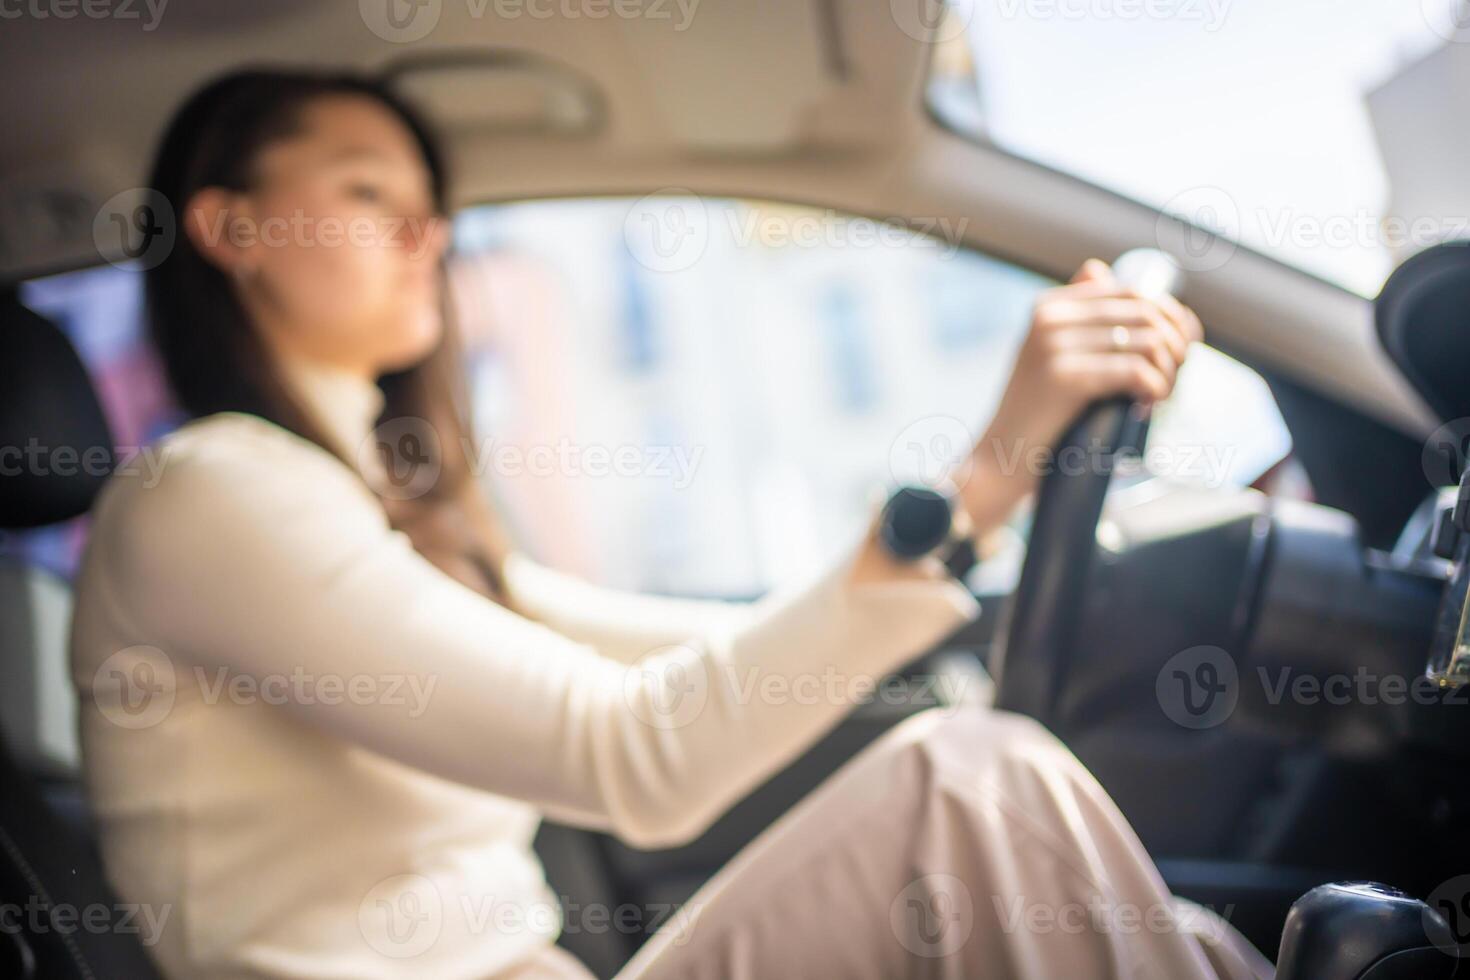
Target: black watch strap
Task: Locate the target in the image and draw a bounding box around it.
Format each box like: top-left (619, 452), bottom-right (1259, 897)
top-left (942, 534), bottom-right (980, 582)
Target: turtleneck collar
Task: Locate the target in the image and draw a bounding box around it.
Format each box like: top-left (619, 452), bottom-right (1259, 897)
top-left (277, 355), bottom-right (386, 473)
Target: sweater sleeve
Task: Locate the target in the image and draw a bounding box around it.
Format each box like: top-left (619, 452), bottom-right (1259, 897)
top-left (107, 419), bottom-right (981, 848)
top-left (500, 552), bottom-right (756, 664)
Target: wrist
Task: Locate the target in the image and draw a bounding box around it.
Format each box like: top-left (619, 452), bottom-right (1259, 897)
top-left (956, 430), bottom-right (1036, 535)
top-left (850, 513), bottom-right (952, 586)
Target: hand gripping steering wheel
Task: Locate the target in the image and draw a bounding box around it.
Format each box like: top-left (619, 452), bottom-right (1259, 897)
top-left (990, 250), bottom-right (1183, 722)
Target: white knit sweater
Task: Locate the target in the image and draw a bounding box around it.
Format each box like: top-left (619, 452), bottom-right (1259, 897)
top-left (69, 360), bottom-right (980, 979)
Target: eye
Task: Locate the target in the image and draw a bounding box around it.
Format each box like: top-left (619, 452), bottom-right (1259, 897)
top-left (347, 182), bottom-right (383, 204)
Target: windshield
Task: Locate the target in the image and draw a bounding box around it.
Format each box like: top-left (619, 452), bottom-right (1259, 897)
top-left (930, 0), bottom-right (1468, 296)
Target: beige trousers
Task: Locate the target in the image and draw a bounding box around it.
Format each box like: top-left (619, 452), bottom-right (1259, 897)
top-left (508, 708), bottom-right (1275, 980)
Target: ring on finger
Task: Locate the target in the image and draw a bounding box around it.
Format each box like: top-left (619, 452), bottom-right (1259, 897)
top-left (1110, 324), bottom-right (1131, 351)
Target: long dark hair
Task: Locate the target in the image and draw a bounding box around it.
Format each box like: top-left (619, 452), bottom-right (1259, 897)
top-left (145, 67), bottom-right (511, 601)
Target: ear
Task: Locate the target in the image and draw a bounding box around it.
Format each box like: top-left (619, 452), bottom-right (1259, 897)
top-left (182, 187), bottom-right (257, 277)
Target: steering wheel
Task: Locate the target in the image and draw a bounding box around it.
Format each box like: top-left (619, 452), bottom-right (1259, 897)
top-left (990, 396), bottom-right (1149, 721)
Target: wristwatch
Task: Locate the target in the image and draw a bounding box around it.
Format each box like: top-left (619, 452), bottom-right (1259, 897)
top-left (876, 484), bottom-right (981, 582)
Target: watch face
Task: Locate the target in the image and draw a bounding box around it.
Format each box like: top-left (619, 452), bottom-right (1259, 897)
top-left (881, 486), bottom-right (953, 559)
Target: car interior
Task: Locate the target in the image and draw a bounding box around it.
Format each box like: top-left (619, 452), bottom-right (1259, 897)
top-left (4, 1), bottom-right (1470, 978)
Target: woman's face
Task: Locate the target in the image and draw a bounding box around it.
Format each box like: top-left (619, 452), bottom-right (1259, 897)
top-left (195, 94), bottom-right (450, 377)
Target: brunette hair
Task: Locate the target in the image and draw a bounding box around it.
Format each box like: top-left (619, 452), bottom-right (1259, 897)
top-left (145, 67), bottom-right (512, 601)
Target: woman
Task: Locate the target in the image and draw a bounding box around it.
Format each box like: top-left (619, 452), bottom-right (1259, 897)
top-left (69, 68), bottom-right (1271, 979)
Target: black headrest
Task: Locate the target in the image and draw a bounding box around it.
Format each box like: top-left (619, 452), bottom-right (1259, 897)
top-left (1375, 241), bottom-right (1470, 425)
top-left (0, 289), bottom-right (115, 529)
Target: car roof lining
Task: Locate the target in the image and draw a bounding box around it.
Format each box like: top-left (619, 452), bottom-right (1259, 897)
top-left (0, 0), bottom-right (1438, 437)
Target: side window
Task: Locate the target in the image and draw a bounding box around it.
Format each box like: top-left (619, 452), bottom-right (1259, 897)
top-left (447, 197), bottom-right (1050, 597)
top-left (447, 198), bottom-right (1296, 597)
top-left (4, 198), bottom-right (1294, 596)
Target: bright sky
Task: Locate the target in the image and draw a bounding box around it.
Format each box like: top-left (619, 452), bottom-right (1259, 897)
top-left (961, 0), bottom-right (1460, 295)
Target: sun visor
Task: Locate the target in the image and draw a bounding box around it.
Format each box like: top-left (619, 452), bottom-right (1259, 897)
top-left (385, 54), bottom-right (604, 141)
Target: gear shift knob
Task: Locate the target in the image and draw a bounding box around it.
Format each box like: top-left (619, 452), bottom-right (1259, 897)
top-left (1275, 882), bottom-right (1459, 979)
